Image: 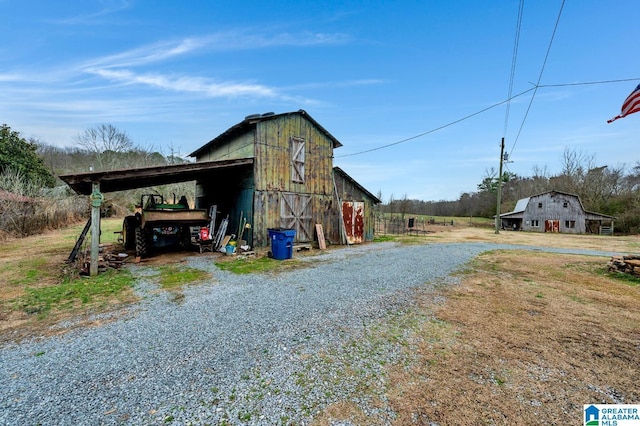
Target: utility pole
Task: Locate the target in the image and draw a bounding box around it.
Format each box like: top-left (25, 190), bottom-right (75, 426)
top-left (494, 138), bottom-right (505, 234)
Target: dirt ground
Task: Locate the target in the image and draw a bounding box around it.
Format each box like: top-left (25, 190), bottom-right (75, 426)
top-left (1, 223), bottom-right (639, 425)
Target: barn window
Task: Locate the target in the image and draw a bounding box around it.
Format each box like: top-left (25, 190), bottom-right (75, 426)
top-left (563, 202), bottom-right (568, 208)
top-left (565, 220), bottom-right (575, 229)
top-left (290, 136), bottom-right (305, 183)
top-left (531, 220), bottom-right (539, 227)
top-left (537, 202), bottom-right (542, 208)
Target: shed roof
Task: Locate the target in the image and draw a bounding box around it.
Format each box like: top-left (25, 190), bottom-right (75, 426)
top-left (189, 110), bottom-right (343, 158)
top-left (333, 167), bottom-right (381, 204)
top-left (59, 158), bottom-right (253, 195)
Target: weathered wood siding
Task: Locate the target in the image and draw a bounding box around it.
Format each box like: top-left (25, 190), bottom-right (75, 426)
top-left (252, 115), bottom-right (338, 246)
top-left (522, 192), bottom-right (586, 233)
top-left (192, 112), bottom-right (379, 247)
top-left (253, 115), bottom-right (334, 195)
top-left (198, 132), bottom-right (255, 161)
top-left (253, 192), bottom-right (340, 247)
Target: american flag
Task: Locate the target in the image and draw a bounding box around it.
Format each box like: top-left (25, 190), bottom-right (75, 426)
top-left (608, 83), bottom-right (640, 123)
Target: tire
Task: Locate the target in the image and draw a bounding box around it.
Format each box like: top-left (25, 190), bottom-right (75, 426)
top-left (179, 225), bottom-right (193, 249)
top-left (135, 227), bottom-right (148, 258)
top-left (123, 216), bottom-right (138, 250)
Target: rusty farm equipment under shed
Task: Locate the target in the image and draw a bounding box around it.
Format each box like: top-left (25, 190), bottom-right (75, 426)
top-left (123, 194), bottom-right (210, 258)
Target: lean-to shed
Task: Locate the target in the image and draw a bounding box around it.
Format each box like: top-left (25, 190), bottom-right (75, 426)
top-left (189, 110), bottom-right (380, 248)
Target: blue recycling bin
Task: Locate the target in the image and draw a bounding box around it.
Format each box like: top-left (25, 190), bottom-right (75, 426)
top-left (268, 228), bottom-right (296, 260)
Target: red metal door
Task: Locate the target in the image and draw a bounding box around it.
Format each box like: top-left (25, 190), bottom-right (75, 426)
top-left (545, 219), bottom-right (559, 233)
top-left (342, 201), bottom-right (364, 244)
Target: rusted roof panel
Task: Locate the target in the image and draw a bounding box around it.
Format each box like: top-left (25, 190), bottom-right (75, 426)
top-left (59, 158), bottom-right (253, 195)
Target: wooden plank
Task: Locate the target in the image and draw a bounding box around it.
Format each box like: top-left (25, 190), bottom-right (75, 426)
top-left (220, 235), bottom-right (232, 250)
top-left (315, 223), bottom-right (326, 250)
top-left (624, 259), bottom-right (640, 268)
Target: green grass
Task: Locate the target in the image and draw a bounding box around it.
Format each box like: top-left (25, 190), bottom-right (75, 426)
top-left (604, 268), bottom-right (640, 286)
top-left (155, 265), bottom-right (211, 289)
top-left (215, 256), bottom-right (303, 274)
top-left (1, 257), bottom-right (50, 286)
top-left (17, 269), bottom-right (135, 317)
top-left (373, 235), bottom-right (397, 243)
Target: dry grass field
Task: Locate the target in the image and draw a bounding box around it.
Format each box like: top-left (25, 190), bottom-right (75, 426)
top-left (385, 249), bottom-right (639, 425)
top-left (1, 219), bottom-right (639, 425)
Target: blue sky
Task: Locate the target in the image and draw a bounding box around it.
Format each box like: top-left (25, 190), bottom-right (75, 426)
top-left (2, 0), bottom-right (639, 202)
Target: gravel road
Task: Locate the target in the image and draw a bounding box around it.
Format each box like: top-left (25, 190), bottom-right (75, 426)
top-left (0, 242), bottom-right (618, 425)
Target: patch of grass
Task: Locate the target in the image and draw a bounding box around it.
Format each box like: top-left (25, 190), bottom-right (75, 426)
top-left (1, 257), bottom-right (51, 286)
top-left (215, 256), bottom-right (303, 275)
top-left (156, 265), bottom-right (211, 289)
top-left (372, 234), bottom-right (427, 245)
top-left (603, 268), bottom-right (640, 287)
top-left (17, 269), bottom-right (135, 317)
top-left (373, 235), bottom-right (397, 243)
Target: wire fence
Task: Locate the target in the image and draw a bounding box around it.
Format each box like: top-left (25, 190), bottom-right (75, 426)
top-left (374, 213), bottom-right (457, 236)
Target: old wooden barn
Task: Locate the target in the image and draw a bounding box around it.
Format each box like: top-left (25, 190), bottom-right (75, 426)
top-left (189, 110), bottom-right (381, 247)
top-left (499, 190), bottom-right (615, 234)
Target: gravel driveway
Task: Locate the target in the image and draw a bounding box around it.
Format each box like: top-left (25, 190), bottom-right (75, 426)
top-left (0, 242), bottom-right (617, 425)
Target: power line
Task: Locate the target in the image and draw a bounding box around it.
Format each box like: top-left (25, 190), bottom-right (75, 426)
top-left (336, 87), bottom-right (536, 159)
top-left (508, 0), bottom-right (565, 157)
top-left (539, 78), bottom-right (640, 87)
top-left (335, 77), bottom-right (640, 159)
top-left (503, 0), bottom-right (525, 138)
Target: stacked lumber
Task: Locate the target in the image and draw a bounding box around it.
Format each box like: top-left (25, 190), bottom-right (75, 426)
top-left (608, 254), bottom-right (640, 276)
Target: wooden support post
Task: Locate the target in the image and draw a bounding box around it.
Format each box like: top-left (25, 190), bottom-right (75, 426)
top-left (90, 181), bottom-right (103, 277)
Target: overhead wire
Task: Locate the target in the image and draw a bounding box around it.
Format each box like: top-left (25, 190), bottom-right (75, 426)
top-left (336, 86), bottom-right (536, 158)
top-left (337, 0), bottom-right (586, 161)
top-left (503, 0), bottom-right (525, 138)
top-left (508, 0), bottom-right (565, 158)
top-left (335, 76), bottom-right (640, 159)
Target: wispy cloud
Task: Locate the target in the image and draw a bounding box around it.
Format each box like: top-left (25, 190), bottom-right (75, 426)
top-left (0, 73), bottom-right (24, 82)
top-left (78, 29), bottom-right (349, 100)
top-left (46, 0), bottom-right (132, 25)
top-left (82, 38), bottom-right (210, 69)
top-left (87, 68), bottom-right (278, 98)
top-left (82, 30), bottom-right (350, 69)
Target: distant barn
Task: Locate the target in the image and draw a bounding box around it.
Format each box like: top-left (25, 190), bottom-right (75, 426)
top-left (189, 110), bottom-right (381, 247)
top-left (499, 190), bottom-right (614, 234)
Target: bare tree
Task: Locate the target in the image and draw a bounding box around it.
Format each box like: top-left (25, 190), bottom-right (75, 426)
top-left (76, 124), bottom-right (134, 171)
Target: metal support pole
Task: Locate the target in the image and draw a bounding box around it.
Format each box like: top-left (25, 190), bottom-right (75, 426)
top-left (495, 138), bottom-right (505, 234)
top-left (90, 181), bottom-right (102, 276)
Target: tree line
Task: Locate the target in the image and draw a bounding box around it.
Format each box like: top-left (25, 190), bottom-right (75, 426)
top-left (2, 121), bottom-right (640, 237)
top-left (382, 148), bottom-right (640, 234)
top-left (0, 123), bottom-right (192, 238)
